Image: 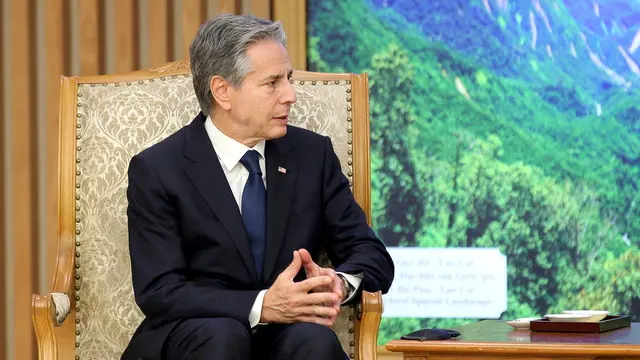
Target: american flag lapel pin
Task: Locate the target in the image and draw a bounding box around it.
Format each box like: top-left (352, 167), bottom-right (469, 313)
top-left (278, 166), bottom-right (287, 174)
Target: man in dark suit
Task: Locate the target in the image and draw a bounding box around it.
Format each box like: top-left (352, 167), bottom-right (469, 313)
top-left (121, 13), bottom-right (394, 360)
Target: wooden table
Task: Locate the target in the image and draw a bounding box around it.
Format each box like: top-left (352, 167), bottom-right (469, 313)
top-left (385, 320), bottom-right (640, 359)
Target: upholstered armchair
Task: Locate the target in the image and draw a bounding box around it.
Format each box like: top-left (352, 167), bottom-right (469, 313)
top-left (32, 61), bottom-right (383, 360)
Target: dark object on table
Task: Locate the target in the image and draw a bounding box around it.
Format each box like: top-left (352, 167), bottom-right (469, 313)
top-left (401, 328), bottom-right (461, 341)
top-left (530, 315), bottom-right (631, 333)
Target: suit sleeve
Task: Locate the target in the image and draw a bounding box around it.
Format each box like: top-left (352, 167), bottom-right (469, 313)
top-left (127, 154), bottom-right (260, 327)
top-left (321, 136), bottom-right (395, 295)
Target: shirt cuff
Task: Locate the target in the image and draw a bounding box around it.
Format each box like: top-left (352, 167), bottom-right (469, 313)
top-left (337, 272), bottom-right (362, 304)
top-left (249, 289), bottom-right (268, 328)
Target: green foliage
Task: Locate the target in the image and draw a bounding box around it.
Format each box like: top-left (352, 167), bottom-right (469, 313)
top-left (308, 0), bottom-right (640, 344)
top-left (551, 249), bottom-right (640, 315)
top-left (368, 44), bottom-right (425, 246)
top-left (446, 136), bottom-right (622, 313)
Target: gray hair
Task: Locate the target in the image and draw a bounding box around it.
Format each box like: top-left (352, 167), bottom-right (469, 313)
top-left (189, 14), bottom-right (287, 116)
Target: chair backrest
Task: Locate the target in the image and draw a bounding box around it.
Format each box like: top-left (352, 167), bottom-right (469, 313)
top-left (58, 60), bottom-right (371, 359)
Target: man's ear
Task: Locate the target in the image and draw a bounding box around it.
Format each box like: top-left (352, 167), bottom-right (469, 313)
top-left (210, 75), bottom-right (232, 111)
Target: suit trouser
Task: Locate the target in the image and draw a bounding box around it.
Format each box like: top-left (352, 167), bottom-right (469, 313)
top-left (162, 317), bottom-right (347, 360)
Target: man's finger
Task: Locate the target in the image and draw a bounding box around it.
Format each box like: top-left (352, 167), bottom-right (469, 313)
top-left (295, 305), bottom-right (338, 318)
top-left (284, 250), bottom-right (302, 279)
top-left (335, 286), bottom-right (343, 304)
top-left (318, 267), bottom-right (336, 281)
top-left (295, 275), bottom-right (332, 292)
top-left (297, 316), bottom-right (334, 328)
top-left (298, 290), bottom-right (339, 305)
top-left (308, 268), bottom-right (333, 293)
top-left (303, 261), bottom-right (319, 278)
top-left (298, 248), bottom-right (313, 263)
top-left (298, 249), bottom-right (319, 277)
top-left (334, 276), bottom-right (344, 300)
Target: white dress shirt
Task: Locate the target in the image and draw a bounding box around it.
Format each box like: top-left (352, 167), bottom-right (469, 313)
top-left (204, 117), bottom-right (362, 328)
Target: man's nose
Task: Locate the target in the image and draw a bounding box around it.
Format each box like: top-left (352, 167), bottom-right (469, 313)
top-left (281, 80), bottom-right (297, 104)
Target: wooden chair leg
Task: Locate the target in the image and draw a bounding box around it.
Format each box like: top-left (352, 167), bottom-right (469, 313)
top-left (356, 291), bottom-right (383, 360)
top-left (32, 293), bottom-right (59, 360)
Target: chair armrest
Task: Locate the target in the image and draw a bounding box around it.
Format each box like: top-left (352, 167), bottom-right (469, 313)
top-left (356, 290), bottom-right (383, 360)
top-left (32, 292), bottom-right (70, 360)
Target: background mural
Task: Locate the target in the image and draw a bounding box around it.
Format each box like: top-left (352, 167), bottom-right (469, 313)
top-left (307, 0), bottom-right (640, 344)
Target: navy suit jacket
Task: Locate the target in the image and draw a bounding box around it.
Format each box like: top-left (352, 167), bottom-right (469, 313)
top-left (121, 113), bottom-right (394, 359)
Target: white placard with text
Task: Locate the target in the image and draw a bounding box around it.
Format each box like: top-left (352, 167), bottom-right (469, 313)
top-left (382, 247), bottom-right (507, 318)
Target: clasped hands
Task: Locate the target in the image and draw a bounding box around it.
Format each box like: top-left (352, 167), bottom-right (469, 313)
top-left (261, 249), bottom-right (345, 327)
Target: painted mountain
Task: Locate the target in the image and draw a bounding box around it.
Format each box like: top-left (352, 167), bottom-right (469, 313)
top-left (370, 0), bottom-right (640, 93)
top-left (308, 0), bottom-right (640, 344)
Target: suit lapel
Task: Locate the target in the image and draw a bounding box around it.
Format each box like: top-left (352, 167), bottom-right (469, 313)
top-left (262, 138), bottom-right (297, 283)
top-left (182, 114), bottom-right (258, 282)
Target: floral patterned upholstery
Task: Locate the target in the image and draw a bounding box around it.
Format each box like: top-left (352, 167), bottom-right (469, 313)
top-left (74, 73), bottom-right (358, 359)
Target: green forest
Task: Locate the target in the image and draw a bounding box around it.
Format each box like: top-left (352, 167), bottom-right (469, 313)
top-left (308, 0), bottom-right (640, 344)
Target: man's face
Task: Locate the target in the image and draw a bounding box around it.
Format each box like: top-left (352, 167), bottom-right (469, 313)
top-left (226, 40), bottom-right (297, 143)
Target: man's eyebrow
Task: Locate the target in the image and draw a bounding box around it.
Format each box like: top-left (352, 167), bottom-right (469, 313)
top-left (263, 74), bottom-right (283, 82)
top-left (263, 70), bottom-right (294, 81)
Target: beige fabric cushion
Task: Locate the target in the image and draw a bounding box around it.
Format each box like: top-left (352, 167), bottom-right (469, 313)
top-left (75, 75), bottom-right (357, 359)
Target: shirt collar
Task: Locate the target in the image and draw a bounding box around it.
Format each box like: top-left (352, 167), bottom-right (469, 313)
top-left (204, 116), bottom-right (266, 172)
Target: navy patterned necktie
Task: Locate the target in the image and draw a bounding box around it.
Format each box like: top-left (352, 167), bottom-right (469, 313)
top-left (239, 150), bottom-right (266, 275)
